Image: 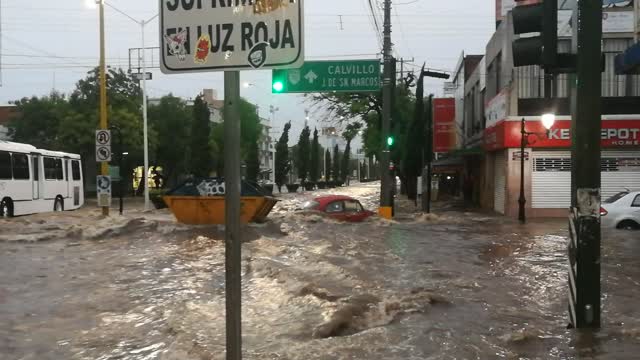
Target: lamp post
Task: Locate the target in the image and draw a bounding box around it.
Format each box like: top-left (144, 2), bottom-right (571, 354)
top-left (518, 114), bottom-right (555, 223)
top-left (87, 0), bottom-right (157, 211)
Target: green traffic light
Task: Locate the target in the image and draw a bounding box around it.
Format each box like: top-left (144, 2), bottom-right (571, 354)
top-left (272, 81), bottom-right (284, 93)
top-left (387, 136), bottom-right (394, 147)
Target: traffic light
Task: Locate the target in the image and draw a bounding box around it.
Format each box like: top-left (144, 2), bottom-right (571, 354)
top-left (386, 135), bottom-right (395, 147)
top-left (272, 80), bottom-right (284, 93)
top-left (271, 72), bottom-right (286, 93)
top-left (512, 0), bottom-right (557, 68)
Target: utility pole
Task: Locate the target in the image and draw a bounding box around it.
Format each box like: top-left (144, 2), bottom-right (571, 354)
top-left (379, 0), bottom-right (393, 219)
top-left (423, 95), bottom-right (433, 213)
top-left (568, 0), bottom-right (602, 329)
top-left (98, 1), bottom-right (109, 216)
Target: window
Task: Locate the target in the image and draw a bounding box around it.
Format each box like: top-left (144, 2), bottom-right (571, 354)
top-left (44, 157), bottom-right (64, 180)
top-left (302, 200), bottom-right (319, 210)
top-left (32, 156), bottom-right (39, 181)
top-left (72, 160), bottom-right (81, 181)
top-left (604, 192), bottom-right (629, 204)
top-left (11, 153), bottom-right (30, 180)
top-left (632, 195), bottom-right (640, 208)
top-left (326, 201), bottom-right (344, 213)
top-left (344, 201), bottom-right (363, 213)
top-left (0, 152), bottom-right (11, 179)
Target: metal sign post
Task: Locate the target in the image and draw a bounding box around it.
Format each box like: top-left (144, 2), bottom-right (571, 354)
top-left (160, 2), bottom-right (305, 359)
top-left (224, 70), bottom-right (242, 360)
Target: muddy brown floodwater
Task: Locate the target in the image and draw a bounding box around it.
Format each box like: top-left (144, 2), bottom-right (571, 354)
top-left (1, 183), bottom-right (639, 359)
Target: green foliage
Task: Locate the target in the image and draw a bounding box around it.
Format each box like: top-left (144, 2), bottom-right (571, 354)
top-left (246, 140), bottom-right (260, 182)
top-left (148, 95), bottom-right (191, 186)
top-left (190, 95), bottom-right (213, 177)
top-left (296, 125), bottom-right (311, 182)
top-left (213, 98), bottom-right (262, 178)
top-left (325, 149), bottom-right (332, 181)
top-left (70, 67), bottom-right (142, 113)
top-left (332, 145), bottom-right (341, 182)
top-left (340, 122), bottom-right (361, 184)
top-left (275, 122), bottom-right (292, 189)
top-left (10, 92), bottom-right (70, 150)
top-left (309, 128), bottom-right (320, 182)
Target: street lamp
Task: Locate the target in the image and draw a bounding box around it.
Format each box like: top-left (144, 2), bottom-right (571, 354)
top-left (87, 0), bottom-right (158, 211)
top-left (518, 114), bottom-right (555, 223)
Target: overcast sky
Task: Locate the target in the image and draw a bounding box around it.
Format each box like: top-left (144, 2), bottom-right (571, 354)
top-left (0, 0), bottom-right (495, 144)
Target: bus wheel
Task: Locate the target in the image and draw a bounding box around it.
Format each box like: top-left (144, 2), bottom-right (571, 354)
top-left (54, 197), bottom-right (64, 212)
top-left (1, 199), bottom-right (13, 218)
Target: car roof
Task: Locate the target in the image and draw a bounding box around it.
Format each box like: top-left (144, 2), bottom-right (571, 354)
top-left (314, 195), bottom-right (357, 203)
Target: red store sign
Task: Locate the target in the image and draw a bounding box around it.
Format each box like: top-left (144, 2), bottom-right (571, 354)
top-left (484, 118), bottom-right (640, 151)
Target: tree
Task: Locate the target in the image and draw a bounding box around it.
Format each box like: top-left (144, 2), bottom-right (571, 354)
top-left (190, 95), bottom-right (213, 177)
top-left (246, 141), bottom-right (260, 182)
top-left (341, 123), bottom-right (362, 186)
top-left (404, 71), bottom-right (426, 200)
top-left (275, 122), bottom-right (292, 192)
top-left (9, 92), bottom-right (69, 149)
top-left (148, 95), bottom-right (191, 187)
top-left (324, 149), bottom-right (332, 182)
top-left (212, 98), bottom-right (263, 178)
top-left (296, 125), bottom-right (311, 183)
top-left (9, 68), bottom-right (149, 193)
top-left (332, 145), bottom-right (341, 182)
top-left (309, 128), bottom-right (320, 183)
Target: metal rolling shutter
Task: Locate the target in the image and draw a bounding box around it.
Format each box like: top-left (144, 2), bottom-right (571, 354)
top-left (601, 151), bottom-right (640, 199)
top-left (494, 152), bottom-right (506, 214)
top-left (533, 151), bottom-right (640, 208)
top-left (532, 151), bottom-right (571, 209)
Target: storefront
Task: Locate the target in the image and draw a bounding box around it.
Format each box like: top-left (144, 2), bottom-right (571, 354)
top-left (484, 115), bottom-right (640, 217)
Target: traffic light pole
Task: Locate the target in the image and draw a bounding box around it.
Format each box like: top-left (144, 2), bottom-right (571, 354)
top-left (569, 0), bottom-right (602, 329)
top-left (379, 0), bottom-right (393, 219)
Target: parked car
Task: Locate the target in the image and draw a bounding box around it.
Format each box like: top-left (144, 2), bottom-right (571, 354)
top-left (301, 195), bottom-right (375, 222)
top-left (600, 190), bottom-right (640, 230)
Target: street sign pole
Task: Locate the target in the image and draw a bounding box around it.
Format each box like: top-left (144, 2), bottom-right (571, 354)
top-left (224, 71), bottom-right (242, 360)
top-left (568, 0), bottom-right (602, 329)
top-left (99, 1), bottom-right (109, 216)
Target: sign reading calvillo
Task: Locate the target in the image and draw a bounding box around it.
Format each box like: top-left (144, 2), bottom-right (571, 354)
top-left (160, 0), bottom-right (304, 73)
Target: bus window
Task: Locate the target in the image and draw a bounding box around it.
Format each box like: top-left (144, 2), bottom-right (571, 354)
top-left (0, 152), bottom-right (11, 179)
top-left (44, 157), bottom-right (57, 180)
top-left (72, 160), bottom-right (81, 181)
top-left (56, 159), bottom-right (64, 180)
top-left (64, 159), bottom-right (69, 181)
top-left (11, 153), bottom-right (30, 180)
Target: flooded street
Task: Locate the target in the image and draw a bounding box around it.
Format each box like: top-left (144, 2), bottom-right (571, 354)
top-left (1, 183), bottom-right (640, 359)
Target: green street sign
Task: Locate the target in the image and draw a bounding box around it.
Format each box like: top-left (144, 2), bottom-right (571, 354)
top-left (272, 59), bottom-right (381, 93)
top-left (109, 166), bottom-right (121, 182)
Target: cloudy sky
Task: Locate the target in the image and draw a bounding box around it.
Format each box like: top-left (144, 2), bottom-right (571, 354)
top-left (0, 0), bottom-right (495, 142)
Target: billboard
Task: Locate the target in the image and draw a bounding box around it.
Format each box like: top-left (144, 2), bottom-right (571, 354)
top-left (433, 98), bottom-right (457, 153)
top-left (160, 0), bottom-right (304, 73)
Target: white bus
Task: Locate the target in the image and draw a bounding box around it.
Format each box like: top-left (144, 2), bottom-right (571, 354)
top-left (0, 141), bottom-right (84, 217)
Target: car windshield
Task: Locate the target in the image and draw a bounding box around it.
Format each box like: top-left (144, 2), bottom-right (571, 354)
top-left (603, 192), bottom-right (629, 204)
top-left (302, 201), bottom-right (320, 210)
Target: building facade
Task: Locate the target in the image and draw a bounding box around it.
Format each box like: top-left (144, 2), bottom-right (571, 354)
top-left (452, 0), bottom-right (640, 217)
